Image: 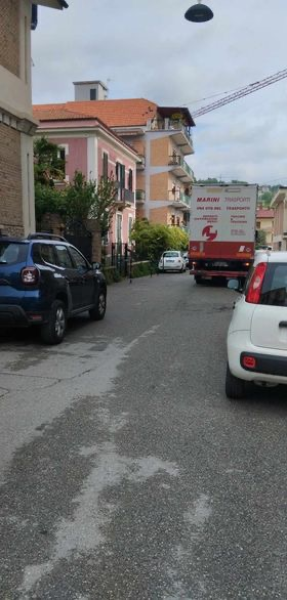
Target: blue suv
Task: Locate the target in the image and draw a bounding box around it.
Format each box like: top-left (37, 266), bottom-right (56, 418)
top-left (0, 234), bottom-right (107, 344)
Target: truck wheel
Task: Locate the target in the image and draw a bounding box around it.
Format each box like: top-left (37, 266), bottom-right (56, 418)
top-left (89, 289), bottom-right (106, 321)
top-left (195, 275), bottom-right (202, 284)
top-left (41, 300), bottom-right (67, 345)
top-left (225, 364), bottom-right (246, 400)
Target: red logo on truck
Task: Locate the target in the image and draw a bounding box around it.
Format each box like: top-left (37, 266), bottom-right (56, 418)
top-left (202, 225), bottom-right (218, 241)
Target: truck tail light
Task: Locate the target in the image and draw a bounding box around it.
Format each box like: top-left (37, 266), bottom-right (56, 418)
top-left (21, 266), bottom-right (39, 285)
top-left (246, 262), bottom-right (267, 304)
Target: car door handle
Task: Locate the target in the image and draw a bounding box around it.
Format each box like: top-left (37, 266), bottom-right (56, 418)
top-left (279, 321), bottom-right (287, 328)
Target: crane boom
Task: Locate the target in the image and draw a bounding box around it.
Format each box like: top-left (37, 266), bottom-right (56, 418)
top-left (192, 68), bottom-right (287, 118)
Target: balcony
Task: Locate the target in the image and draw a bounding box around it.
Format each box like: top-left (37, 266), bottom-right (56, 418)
top-left (168, 190), bottom-right (191, 210)
top-left (136, 189), bottom-right (146, 203)
top-left (146, 118), bottom-right (194, 154)
top-left (168, 155), bottom-right (194, 183)
top-left (115, 184), bottom-right (135, 209)
top-left (137, 155), bottom-right (145, 170)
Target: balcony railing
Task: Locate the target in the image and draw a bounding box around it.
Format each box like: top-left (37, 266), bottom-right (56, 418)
top-left (147, 118), bottom-right (192, 141)
top-left (115, 183), bottom-right (135, 206)
top-left (136, 189), bottom-right (145, 202)
top-left (137, 155), bottom-right (145, 169)
top-left (168, 155), bottom-right (194, 179)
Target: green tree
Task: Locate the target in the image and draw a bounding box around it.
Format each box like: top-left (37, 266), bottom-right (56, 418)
top-left (256, 229), bottom-right (267, 247)
top-left (34, 137), bottom-right (65, 185)
top-left (168, 226), bottom-right (189, 250)
top-left (34, 137), bottom-right (66, 227)
top-left (64, 171), bottom-right (118, 237)
top-left (131, 219), bottom-right (188, 261)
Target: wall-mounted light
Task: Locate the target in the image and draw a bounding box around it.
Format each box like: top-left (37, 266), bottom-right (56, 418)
top-left (185, 0), bottom-right (214, 23)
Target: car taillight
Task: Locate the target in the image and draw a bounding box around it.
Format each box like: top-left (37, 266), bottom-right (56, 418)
top-left (21, 266), bottom-right (39, 285)
top-left (242, 355), bottom-right (257, 370)
top-left (245, 262), bottom-right (267, 304)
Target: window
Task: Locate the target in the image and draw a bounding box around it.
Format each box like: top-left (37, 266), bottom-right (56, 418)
top-left (55, 245), bottom-right (74, 269)
top-left (57, 146), bottom-right (68, 179)
top-left (116, 162), bottom-right (125, 188)
top-left (260, 263), bottom-right (287, 306)
top-left (102, 152), bottom-right (109, 179)
top-left (33, 243), bottom-right (56, 266)
top-left (128, 216), bottom-right (133, 242)
top-left (0, 242), bottom-right (28, 265)
top-left (69, 247), bottom-right (88, 270)
top-left (116, 214), bottom-right (123, 244)
top-left (163, 251), bottom-right (180, 258)
top-left (128, 169), bottom-right (133, 191)
top-left (90, 88), bottom-right (97, 100)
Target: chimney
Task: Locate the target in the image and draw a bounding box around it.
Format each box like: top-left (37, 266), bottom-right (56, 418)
top-left (73, 80), bottom-right (109, 102)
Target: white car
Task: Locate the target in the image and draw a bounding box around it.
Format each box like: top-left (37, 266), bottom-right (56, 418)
top-left (158, 251), bottom-right (186, 273)
top-left (226, 251), bottom-right (287, 399)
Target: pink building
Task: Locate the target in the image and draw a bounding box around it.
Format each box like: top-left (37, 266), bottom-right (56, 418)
top-left (34, 114), bottom-right (138, 248)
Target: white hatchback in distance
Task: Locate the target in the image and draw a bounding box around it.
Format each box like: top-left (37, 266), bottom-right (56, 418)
top-left (226, 251), bottom-right (287, 399)
top-left (158, 251), bottom-right (186, 273)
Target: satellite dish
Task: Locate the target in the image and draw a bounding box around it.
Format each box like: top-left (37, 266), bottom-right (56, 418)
top-left (185, 1), bottom-right (214, 23)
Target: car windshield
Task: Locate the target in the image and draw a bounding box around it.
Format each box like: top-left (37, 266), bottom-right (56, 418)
top-left (0, 242), bottom-right (28, 265)
top-left (163, 252), bottom-right (179, 258)
top-left (260, 263), bottom-right (287, 306)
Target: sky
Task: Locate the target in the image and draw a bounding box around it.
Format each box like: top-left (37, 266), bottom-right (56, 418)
top-left (32, 0), bottom-right (287, 186)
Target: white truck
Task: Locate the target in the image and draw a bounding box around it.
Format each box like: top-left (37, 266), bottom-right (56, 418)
top-left (188, 184), bottom-right (258, 283)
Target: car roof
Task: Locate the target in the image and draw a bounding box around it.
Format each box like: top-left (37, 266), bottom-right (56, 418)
top-left (0, 235), bottom-right (68, 245)
top-left (254, 251), bottom-right (287, 265)
top-left (0, 237), bottom-right (29, 244)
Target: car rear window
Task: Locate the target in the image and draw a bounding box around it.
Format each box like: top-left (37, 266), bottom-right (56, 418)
top-left (163, 252), bottom-right (179, 257)
top-left (260, 263), bottom-right (287, 306)
top-left (0, 241), bottom-right (28, 265)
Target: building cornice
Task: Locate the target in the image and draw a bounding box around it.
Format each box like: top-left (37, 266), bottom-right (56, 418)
top-left (0, 106), bottom-right (38, 136)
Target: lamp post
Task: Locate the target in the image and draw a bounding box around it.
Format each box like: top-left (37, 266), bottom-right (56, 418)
top-left (185, 0), bottom-right (214, 22)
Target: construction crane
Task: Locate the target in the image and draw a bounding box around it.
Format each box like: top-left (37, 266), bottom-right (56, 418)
top-left (192, 68), bottom-right (287, 118)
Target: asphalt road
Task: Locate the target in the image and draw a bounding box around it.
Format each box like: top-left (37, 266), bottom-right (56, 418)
top-left (0, 273), bottom-right (287, 600)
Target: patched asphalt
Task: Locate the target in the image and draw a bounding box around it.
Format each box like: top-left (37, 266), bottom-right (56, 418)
top-left (0, 273), bottom-right (287, 600)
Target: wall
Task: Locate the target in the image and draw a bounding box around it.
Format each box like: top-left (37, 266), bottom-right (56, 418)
top-left (50, 137), bottom-right (88, 181)
top-left (0, 0), bottom-right (32, 119)
top-left (0, 0), bottom-right (36, 236)
top-left (150, 137), bottom-right (169, 167)
top-left (0, 123), bottom-right (23, 235)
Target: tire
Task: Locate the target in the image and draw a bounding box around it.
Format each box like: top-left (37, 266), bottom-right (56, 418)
top-left (225, 364), bottom-right (246, 400)
top-left (41, 300), bottom-right (67, 345)
top-left (195, 275), bottom-right (202, 284)
top-left (89, 289), bottom-right (107, 321)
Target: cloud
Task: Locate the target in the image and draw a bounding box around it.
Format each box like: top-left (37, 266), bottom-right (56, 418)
top-left (32, 0), bottom-right (287, 184)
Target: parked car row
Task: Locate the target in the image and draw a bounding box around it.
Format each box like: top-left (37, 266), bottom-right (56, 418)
top-left (0, 233), bottom-right (107, 345)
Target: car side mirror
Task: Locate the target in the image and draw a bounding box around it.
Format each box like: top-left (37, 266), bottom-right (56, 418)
top-left (93, 262), bottom-right (101, 270)
top-left (227, 279), bottom-right (240, 291)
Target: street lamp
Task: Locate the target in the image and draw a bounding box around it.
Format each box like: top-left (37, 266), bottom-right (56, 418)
top-left (185, 0), bottom-right (214, 22)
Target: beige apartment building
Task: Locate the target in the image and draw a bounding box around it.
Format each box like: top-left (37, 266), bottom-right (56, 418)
top-left (34, 82), bottom-right (195, 230)
top-left (0, 0), bottom-right (67, 237)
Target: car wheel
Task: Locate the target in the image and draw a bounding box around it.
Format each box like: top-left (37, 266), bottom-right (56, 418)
top-left (89, 289), bottom-right (107, 321)
top-left (225, 364), bottom-right (246, 400)
top-left (41, 300), bottom-right (67, 345)
top-left (195, 275), bottom-right (202, 284)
